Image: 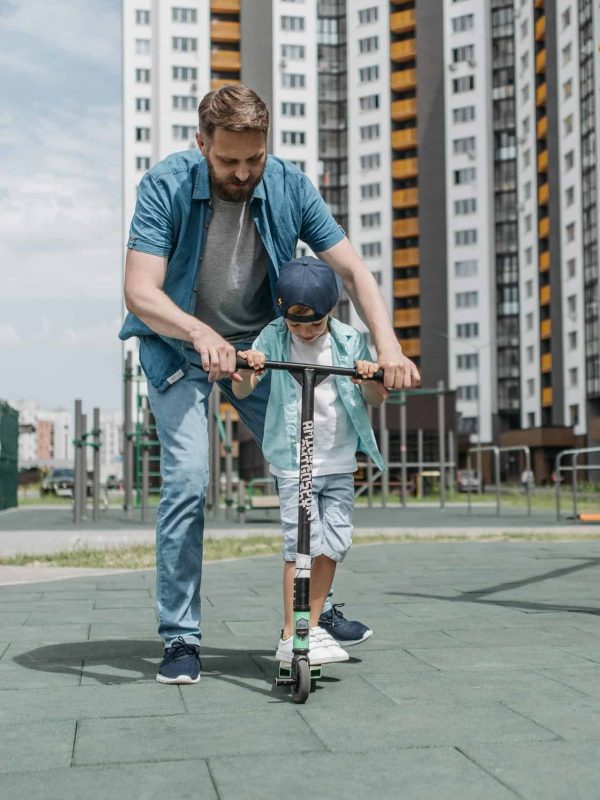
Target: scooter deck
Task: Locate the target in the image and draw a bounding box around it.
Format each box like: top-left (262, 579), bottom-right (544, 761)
top-left (278, 662), bottom-right (322, 680)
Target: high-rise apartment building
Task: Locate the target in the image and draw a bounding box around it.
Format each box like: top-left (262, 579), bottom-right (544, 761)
top-left (123, 1), bottom-right (600, 477)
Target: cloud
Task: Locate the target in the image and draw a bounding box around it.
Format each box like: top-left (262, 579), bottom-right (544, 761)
top-left (59, 318), bottom-right (122, 350)
top-left (0, 324), bottom-right (20, 345)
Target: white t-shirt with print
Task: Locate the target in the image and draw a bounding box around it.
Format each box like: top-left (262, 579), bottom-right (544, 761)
top-left (269, 331), bottom-right (358, 478)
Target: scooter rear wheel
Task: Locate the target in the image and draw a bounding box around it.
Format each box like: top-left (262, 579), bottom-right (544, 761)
top-left (291, 656), bottom-right (311, 704)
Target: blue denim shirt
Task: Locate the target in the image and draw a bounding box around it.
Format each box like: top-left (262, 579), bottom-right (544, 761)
top-left (253, 317), bottom-right (385, 472)
top-left (119, 150), bottom-right (345, 391)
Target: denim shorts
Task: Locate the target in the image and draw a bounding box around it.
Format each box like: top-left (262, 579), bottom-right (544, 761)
top-left (277, 473), bottom-right (354, 563)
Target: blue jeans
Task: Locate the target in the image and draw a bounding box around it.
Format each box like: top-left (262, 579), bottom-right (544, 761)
top-left (147, 343), bottom-right (271, 647)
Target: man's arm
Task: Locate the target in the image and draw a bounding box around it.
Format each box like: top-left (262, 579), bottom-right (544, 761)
top-left (316, 237), bottom-right (421, 390)
top-left (124, 249), bottom-right (239, 382)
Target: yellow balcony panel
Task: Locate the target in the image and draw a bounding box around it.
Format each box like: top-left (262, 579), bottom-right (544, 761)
top-left (542, 386), bottom-right (553, 407)
top-left (210, 50), bottom-right (241, 72)
top-left (392, 187), bottom-right (419, 208)
top-left (541, 353), bottom-right (552, 373)
top-left (539, 250), bottom-right (550, 272)
top-left (394, 308), bottom-right (421, 328)
top-left (538, 149), bottom-right (549, 173)
top-left (393, 248), bottom-right (419, 269)
top-left (390, 9), bottom-right (416, 34)
top-left (391, 98), bottom-right (417, 121)
top-left (400, 338), bottom-right (421, 358)
top-left (535, 49), bottom-right (546, 74)
top-left (536, 82), bottom-right (547, 106)
top-left (537, 116), bottom-right (548, 139)
top-left (211, 20), bottom-right (240, 42)
top-left (538, 182), bottom-right (549, 205)
top-left (535, 0), bottom-right (544, 7)
top-left (219, 403), bottom-right (239, 422)
top-left (392, 128), bottom-right (418, 150)
top-left (391, 68), bottom-right (417, 91)
top-left (392, 157), bottom-right (418, 179)
top-left (540, 284), bottom-right (551, 306)
top-left (390, 39), bottom-right (417, 63)
top-left (394, 277), bottom-right (420, 298)
top-left (211, 77), bottom-right (240, 90)
top-left (393, 217), bottom-right (419, 238)
top-left (539, 216), bottom-right (550, 239)
top-left (540, 318), bottom-right (552, 339)
top-left (535, 15), bottom-right (546, 41)
top-left (211, 0), bottom-right (240, 12)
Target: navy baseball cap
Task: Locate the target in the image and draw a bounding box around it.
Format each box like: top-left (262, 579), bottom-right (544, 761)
top-left (276, 257), bottom-right (342, 322)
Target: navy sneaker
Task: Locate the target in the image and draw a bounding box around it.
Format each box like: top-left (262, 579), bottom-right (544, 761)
top-left (318, 603), bottom-right (373, 646)
top-left (156, 636), bottom-right (201, 685)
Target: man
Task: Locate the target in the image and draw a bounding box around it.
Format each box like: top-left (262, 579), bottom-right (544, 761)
top-left (121, 84), bottom-right (420, 684)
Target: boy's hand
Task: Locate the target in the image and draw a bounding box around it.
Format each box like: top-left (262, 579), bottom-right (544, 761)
top-left (352, 360), bottom-right (389, 399)
top-left (237, 349), bottom-right (266, 376)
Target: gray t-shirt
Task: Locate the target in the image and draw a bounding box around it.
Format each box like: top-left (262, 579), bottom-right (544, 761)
top-left (194, 196), bottom-right (274, 342)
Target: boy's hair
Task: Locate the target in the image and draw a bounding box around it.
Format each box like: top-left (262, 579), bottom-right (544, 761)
top-left (287, 303), bottom-right (321, 318)
top-left (198, 84), bottom-right (270, 140)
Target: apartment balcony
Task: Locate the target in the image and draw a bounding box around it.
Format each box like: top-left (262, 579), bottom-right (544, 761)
top-left (393, 217), bottom-right (420, 238)
top-left (394, 277), bottom-right (420, 298)
top-left (538, 183), bottom-right (549, 207)
top-left (537, 116), bottom-right (548, 139)
top-left (211, 50), bottom-right (241, 72)
top-left (211, 77), bottom-right (240, 90)
top-left (540, 318), bottom-right (552, 339)
top-left (392, 128), bottom-right (418, 151)
top-left (390, 9), bottom-right (416, 35)
top-left (391, 98), bottom-right (417, 122)
top-left (393, 247), bottom-right (419, 268)
top-left (535, 15), bottom-right (546, 41)
top-left (538, 149), bottom-right (549, 173)
top-left (392, 158), bottom-right (418, 179)
top-left (539, 216), bottom-right (550, 239)
top-left (392, 187), bottom-right (419, 208)
top-left (211, 0), bottom-right (240, 12)
top-left (211, 20), bottom-right (240, 42)
top-left (542, 386), bottom-right (553, 407)
top-left (390, 39), bottom-right (417, 63)
top-left (394, 308), bottom-right (421, 328)
top-left (536, 82), bottom-right (547, 106)
top-left (400, 338), bottom-right (421, 358)
top-left (535, 49), bottom-right (546, 74)
top-left (391, 69), bottom-right (417, 91)
top-left (541, 353), bottom-right (552, 373)
top-left (540, 284), bottom-right (551, 306)
top-left (535, 0), bottom-right (544, 6)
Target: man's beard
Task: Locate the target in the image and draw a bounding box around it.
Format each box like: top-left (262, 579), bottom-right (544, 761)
top-left (206, 154), bottom-right (265, 202)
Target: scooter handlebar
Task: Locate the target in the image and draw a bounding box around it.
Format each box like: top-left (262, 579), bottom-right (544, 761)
top-left (235, 355), bottom-right (384, 382)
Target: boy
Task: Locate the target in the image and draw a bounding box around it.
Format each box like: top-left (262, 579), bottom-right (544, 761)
top-left (233, 257), bottom-right (387, 665)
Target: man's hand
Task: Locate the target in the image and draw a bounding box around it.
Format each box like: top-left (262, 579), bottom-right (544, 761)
top-left (377, 345), bottom-right (421, 390)
top-left (190, 327), bottom-right (239, 383)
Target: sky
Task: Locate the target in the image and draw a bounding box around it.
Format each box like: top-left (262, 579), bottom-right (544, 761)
top-left (0, 0), bottom-right (124, 412)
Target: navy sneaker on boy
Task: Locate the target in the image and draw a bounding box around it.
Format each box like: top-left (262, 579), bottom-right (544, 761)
top-left (156, 636), bottom-right (201, 684)
top-left (318, 603), bottom-right (373, 646)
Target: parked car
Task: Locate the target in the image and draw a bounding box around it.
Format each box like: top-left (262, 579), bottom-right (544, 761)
top-left (41, 468), bottom-right (75, 497)
top-left (456, 469), bottom-right (482, 493)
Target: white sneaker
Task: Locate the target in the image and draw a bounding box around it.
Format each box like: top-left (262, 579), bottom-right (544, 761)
top-left (275, 629), bottom-right (350, 665)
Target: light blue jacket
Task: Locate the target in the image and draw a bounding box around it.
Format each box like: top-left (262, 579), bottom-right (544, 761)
top-left (253, 317), bottom-right (385, 472)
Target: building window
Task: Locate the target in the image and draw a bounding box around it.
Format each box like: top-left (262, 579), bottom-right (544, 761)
top-left (457, 385), bottom-right (479, 401)
top-left (358, 6), bottom-right (378, 25)
top-left (135, 38), bottom-right (150, 55)
top-left (281, 44), bottom-right (305, 60)
top-left (456, 322), bottom-right (479, 339)
top-left (172, 95), bottom-right (196, 111)
top-left (525, 246), bottom-right (533, 266)
top-left (361, 212), bottom-right (381, 229)
top-left (453, 105), bottom-right (475, 124)
top-left (172, 66), bottom-right (197, 81)
top-left (453, 136), bottom-right (476, 155)
top-left (567, 294), bottom-right (577, 317)
top-left (567, 258), bottom-right (576, 278)
top-left (457, 353), bottom-right (479, 370)
top-left (455, 291), bottom-right (479, 308)
top-left (566, 223), bottom-right (576, 243)
top-left (135, 97), bottom-right (150, 112)
top-left (135, 9), bottom-right (150, 24)
top-left (358, 36), bottom-right (378, 54)
top-left (527, 379), bottom-right (535, 397)
top-left (454, 167), bottom-right (476, 185)
top-left (452, 76), bottom-right (475, 94)
top-left (281, 15), bottom-right (305, 31)
top-left (454, 198), bottom-right (477, 215)
top-left (281, 130), bottom-right (305, 145)
top-left (565, 186), bottom-right (575, 207)
top-left (455, 229), bottom-right (478, 246)
top-left (172, 7), bottom-right (197, 23)
top-left (562, 43), bottom-right (572, 65)
top-left (172, 125), bottom-right (195, 140)
top-left (135, 127), bottom-right (150, 142)
top-left (281, 102), bottom-right (306, 117)
top-left (569, 367), bottom-right (578, 387)
top-left (172, 37), bottom-right (197, 52)
top-left (359, 94), bottom-right (379, 111)
top-left (361, 242), bottom-right (382, 258)
top-left (565, 150), bottom-right (575, 171)
top-left (291, 160), bottom-right (306, 171)
top-left (135, 156), bottom-right (150, 171)
top-left (526, 346), bottom-right (534, 364)
top-left (570, 404), bottom-right (580, 426)
top-left (562, 8), bottom-right (571, 30)
top-left (526, 312), bottom-right (534, 331)
top-left (359, 65), bottom-right (379, 83)
top-left (568, 331), bottom-right (577, 350)
top-left (564, 114), bottom-right (574, 136)
top-left (282, 73), bottom-right (306, 88)
top-left (454, 259), bottom-right (478, 277)
top-left (135, 68), bottom-right (150, 83)
top-left (359, 124), bottom-right (380, 141)
top-left (526, 279), bottom-right (533, 298)
top-left (563, 79), bottom-right (573, 101)
top-left (360, 153), bottom-right (380, 170)
top-left (452, 14), bottom-right (474, 33)
top-left (452, 44), bottom-right (475, 63)
top-left (360, 182), bottom-right (381, 200)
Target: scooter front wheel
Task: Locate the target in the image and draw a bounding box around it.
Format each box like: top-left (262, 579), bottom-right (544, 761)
top-left (291, 656), bottom-right (311, 704)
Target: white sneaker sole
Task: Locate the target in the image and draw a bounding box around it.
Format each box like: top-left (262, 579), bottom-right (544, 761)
top-left (331, 628), bottom-right (373, 647)
top-left (156, 673), bottom-right (200, 685)
top-left (276, 650), bottom-right (350, 666)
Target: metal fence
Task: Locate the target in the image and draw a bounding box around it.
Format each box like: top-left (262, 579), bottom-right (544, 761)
top-left (0, 401), bottom-right (18, 510)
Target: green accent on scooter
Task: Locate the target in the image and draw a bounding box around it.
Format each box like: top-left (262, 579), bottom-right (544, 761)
top-left (293, 610), bottom-right (310, 651)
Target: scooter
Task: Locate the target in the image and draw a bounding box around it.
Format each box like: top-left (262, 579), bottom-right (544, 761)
top-left (237, 355), bottom-right (383, 704)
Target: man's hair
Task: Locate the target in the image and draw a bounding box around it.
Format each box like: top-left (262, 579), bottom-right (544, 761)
top-left (198, 84), bottom-right (269, 139)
